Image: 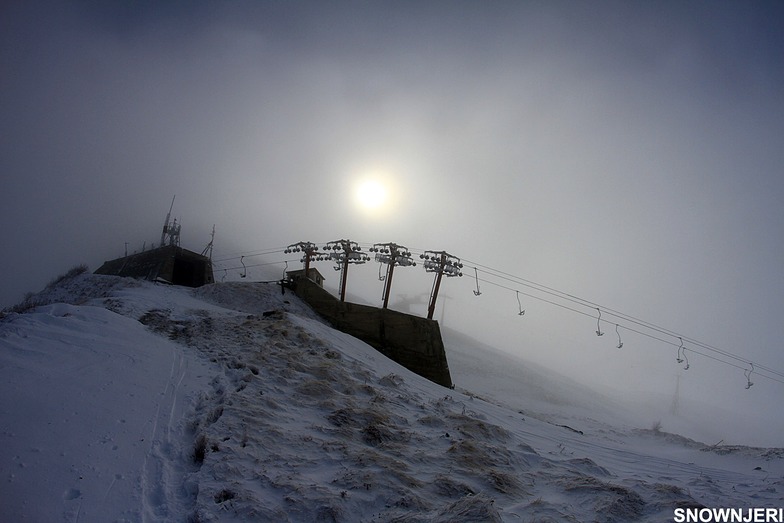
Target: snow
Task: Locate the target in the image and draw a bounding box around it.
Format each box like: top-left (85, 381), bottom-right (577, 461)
top-left (1, 274), bottom-right (781, 522)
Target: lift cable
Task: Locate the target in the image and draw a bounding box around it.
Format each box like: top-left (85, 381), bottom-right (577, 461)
top-left (463, 260), bottom-right (783, 380)
top-left (470, 273), bottom-right (784, 385)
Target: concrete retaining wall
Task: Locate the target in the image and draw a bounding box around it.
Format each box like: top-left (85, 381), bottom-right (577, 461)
top-left (291, 278), bottom-right (453, 388)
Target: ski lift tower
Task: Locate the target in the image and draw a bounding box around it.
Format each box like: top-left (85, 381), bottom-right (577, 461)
top-left (370, 242), bottom-right (416, 309)
top-left (421, 250), bottom-right (463, 320)
top-left (324, 239), bottom-right (369, 302)
top-left (285, 241), bottom-right (322, 281)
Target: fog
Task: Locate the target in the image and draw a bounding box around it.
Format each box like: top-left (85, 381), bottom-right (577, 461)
top-left (2, 1), bottom-right (783, 445)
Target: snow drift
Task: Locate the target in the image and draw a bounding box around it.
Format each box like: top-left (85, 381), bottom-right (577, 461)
top-left (1, 273), bottom-right (781, 522)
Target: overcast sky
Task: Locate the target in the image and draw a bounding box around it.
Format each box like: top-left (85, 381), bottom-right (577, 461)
top-left (2, 1), bottom-right (783, 444)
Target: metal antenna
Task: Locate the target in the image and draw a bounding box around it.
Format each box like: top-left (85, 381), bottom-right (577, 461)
top-left (201, 224), bottom-right (215, 259)
top-left (472, 267), bottom-right (482, 296)
top-left (615, 324), bottom-right (623, 348)
top-left (516, 291), bottom-right (525, 316)
top-left (160, 196), bottom-right (175, 247)
top-left (595, 308), bottom-right (604, 336)
top-left (676, 337), bottom-right (685, 363)
top-left (240, 256), bottom-right (247, 278)
top-left (744, 363), bottom-right (754, 389)
top-left (159, 196), bottom-right (181, 247)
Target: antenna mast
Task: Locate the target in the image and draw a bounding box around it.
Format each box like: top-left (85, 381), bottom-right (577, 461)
top-left (159, 196), bottom-right (180, 247)
top-left (201, 224), bottom-right (215, 259)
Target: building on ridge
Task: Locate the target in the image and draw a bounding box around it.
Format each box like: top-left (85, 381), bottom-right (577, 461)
top-left (94, 244), bottom-right (214, 287)
top-left (94, 197), bottom-right (215, 287)
top-left (285, 267), bottom-right (325, 288)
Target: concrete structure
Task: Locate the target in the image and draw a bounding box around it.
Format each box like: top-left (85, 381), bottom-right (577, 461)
top-left (285, 268), bottom-right (326, 288)
top-left (290, 277), bottom-right (453, 388)
top-left (94, 245), bottom-right (214, 287)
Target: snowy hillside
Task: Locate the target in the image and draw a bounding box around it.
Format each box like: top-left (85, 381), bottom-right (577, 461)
top-left (1, 273), bottom-right (781, 522)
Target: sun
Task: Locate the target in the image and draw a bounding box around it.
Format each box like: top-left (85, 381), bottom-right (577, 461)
top-left (355, 179), bottom-right (388, 210)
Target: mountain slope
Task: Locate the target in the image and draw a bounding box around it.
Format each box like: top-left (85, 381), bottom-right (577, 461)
top-left (1, 274), bottom-right (781, 522)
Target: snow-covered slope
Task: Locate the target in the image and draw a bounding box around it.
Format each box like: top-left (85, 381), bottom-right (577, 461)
top-left (1, 274), bottom-right (781, 522)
